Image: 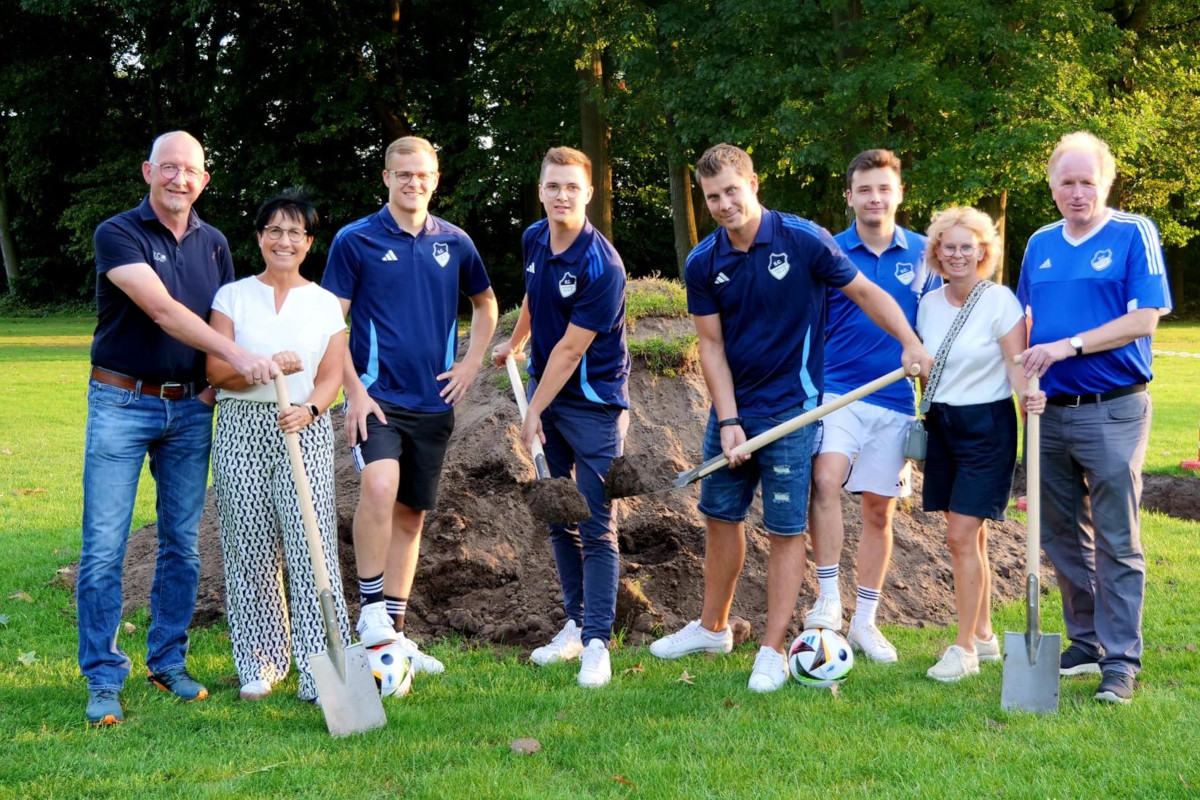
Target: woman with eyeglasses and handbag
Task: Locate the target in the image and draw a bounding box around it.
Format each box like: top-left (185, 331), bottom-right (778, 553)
top-left (205, 190), bottom-right (350, 704)
top-left (916, 206), bottom-right (1045, 683)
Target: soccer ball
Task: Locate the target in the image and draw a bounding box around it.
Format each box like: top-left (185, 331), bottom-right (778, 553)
top-left (367, 642), bottom-right (413, 698)
top-left (788, 628), bottom-right (854, 687)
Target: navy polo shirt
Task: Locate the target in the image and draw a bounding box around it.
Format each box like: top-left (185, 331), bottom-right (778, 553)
top-left (1018, 210), bottom-right (1171, 396)
top-left (91, 197), bottom-right (234, 384)
top-left (322, 206), bottom-right (492, 412)
top-left (522, 219), bottom-right (629, 408)
top-left (685, 209), bottom-right (859, 417)
top-left (826, 223), bottom-right (937, 414)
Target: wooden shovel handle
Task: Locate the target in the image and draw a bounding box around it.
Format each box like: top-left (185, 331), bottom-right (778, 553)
top-left (505, 354), bottom-right (551, 478)
top-left (1025, 373), bottom-right (1040, 578)
top-left (274, 375), bottom-right (333, 596)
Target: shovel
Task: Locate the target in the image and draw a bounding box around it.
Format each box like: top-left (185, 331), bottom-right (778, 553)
top-left (1001, 371), bottom-right (1060, 713)
top-left (274, 375), bottom-right (387, 736)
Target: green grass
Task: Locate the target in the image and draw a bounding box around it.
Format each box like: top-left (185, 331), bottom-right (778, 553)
top-left (628, 333), bottom-right (699, 377)
top-left (1, 314), bottom-right (1199, 799)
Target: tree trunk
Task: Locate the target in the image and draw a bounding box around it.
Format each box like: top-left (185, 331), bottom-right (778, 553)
top-left (0, 164), bottom-right (18, 294)
top-left (579, 46), bottom-right (613, 242)
top-left (521, 181), bottom-right (543, 230)
top-left (668, 161), bottom-right (697, 278)
top-left (692, 179), bottom-right (713, 240)
top-left (978, 190), bottom-right (1009, 287)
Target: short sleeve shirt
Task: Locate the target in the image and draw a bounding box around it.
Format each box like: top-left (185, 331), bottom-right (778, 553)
top-left (1017, 210), bottom-right (1172, 396)
top-left (211, 277), bottom-right (347, 404)
top-left (917, 284), bottom-right (1024, 406)
top-left (827, 223), bottom-right (938, 414)
top-left (685, 209), bottom-right (859, 417)
top-left (522, 219), bottom-right (630, 408)
top-left (91, 197), bottom-right (234, 384)
top-left (322, 207), bottom-right (492, 412)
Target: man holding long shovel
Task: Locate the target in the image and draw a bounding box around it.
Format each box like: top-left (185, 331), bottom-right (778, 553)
top-left (648, 144), bottom-right (932, 693)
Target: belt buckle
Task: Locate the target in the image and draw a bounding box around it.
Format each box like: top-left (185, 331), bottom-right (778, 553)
top-left (159, 382), bottom-right (183, 398)
top-left (1066, 394), bottom-right (1082, 408)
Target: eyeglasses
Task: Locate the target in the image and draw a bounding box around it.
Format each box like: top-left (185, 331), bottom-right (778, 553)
top-left (262, 225), bottom-right (308, 243)
top-left (151, 163), bottom-right (204, 182)
top-left (541, 183), bottom-right (585, 199)
top-left (387, 170), bottom-right (438, 185)
top-left (939, 244), bottom-right (977, 257)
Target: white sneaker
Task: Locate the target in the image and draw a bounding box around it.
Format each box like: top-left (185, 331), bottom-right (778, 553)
top-left (974, 634), bottom-right (1002, 663)
top-left (926, 644), bottom-right (980, 683)
top-left (578, 639), bottom-right (611, 688)
top-left (847, 619), bottom-right (898, 663)
top-left (747, 646), bottom-right (789, 693)
top-left (649, 620), bottom-right (733, 659)
top-left (395, 631), bottom-right (445, 675)
top-left (803, 594), bottom-right (844, 632)
top-left (239, 679), bottom-right (271, 701)
top-left (531, 620), bottom-right (584, 666)
top-left (356, 601), bottom-right (398, 646)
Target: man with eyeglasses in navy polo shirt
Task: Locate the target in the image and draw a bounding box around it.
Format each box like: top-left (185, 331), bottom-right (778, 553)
top-left (323, 136), bottom-right (498, 675)
top-left (649, 143), bottom-right (933, 692)
top-left (492, 146), bottom-right (630, 689)
top-left (1018, 131), bottom-right (1171, 704)
top-left (82, 131), bottom-right (278, 726)
top-left (805, 149), bottom-right (939, 664)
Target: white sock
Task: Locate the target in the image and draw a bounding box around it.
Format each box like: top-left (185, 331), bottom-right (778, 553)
top-left (854, 585), bottom-right (881, 626)
top-left (816, 564), bottom-right (840, 598)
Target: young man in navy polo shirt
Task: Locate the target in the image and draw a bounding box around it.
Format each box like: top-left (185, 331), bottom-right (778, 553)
top-left (649, 143), bottom-right (932, 692)
top-left (82, 131), bottom-right (277, 725)
top-left (323, 136), bottom-right (498, 674)
top-left (1019, 131), bottom-right (1171, 704)
top-left (492, 146), bottom-right (629, 688)
top-left (806, 149), bottom-right (939, 663)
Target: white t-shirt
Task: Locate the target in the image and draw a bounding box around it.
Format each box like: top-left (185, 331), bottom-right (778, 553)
top-left (917, 283), bottom-right (1024, 406)
top-left (211, 276), bottom-right (347, 404)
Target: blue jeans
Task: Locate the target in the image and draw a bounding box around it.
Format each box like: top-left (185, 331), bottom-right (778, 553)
top-left (78, 379), bottom-right (214, 689)
top-left (533, 383), bottom-right (628, 645)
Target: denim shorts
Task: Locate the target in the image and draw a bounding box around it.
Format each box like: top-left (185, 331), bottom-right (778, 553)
top-left (697, 404), bottom-right (816, 535)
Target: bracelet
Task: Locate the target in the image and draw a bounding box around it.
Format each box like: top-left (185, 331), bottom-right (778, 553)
top-left (718, 417), bottom-right (743, 429)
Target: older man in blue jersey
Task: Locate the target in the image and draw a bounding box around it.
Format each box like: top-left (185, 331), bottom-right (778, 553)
top-left (323, 136), bottom-right (498, 675)
top-left (806, 149), bottom-right (939, 663)
top-left (492, 146), bottom-right (629, 688)
top-left (1019, 131), bottom-right (1171, 704)
top-left (650, 143), bottom-right (933, 692)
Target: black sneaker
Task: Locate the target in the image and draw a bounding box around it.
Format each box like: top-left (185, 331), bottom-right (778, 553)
top-left (1059, 645), bottom-right (1101, 676)
top-left (147, 667), bottom-right (209, 702)
top-left (1095, 670), bottom-right (1134, 704)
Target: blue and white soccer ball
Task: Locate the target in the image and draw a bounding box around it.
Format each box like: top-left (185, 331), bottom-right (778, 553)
top-left (788, 628), bottom-right (855, 687)
top-left (367, 642), bottom-right (413, 698)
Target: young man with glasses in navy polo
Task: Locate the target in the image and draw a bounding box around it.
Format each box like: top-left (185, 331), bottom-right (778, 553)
top-left (322, 136), bottom-right (498, 675)
top-left (82, 131), bottom-right (277, 725)
top-left (492, 146), bottom-right (630, 688)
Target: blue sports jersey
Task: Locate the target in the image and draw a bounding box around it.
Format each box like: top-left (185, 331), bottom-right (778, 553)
top-left (523, 219), bottom-right (630, 408)
top-left (685, 209), bottom-right (859, 417)
top-left (826, 223), bottom-right (937, 414)
top-left (322, 206), bottom-right (492, 412)
top-left (1018, 210), bottom-right (1171, 396)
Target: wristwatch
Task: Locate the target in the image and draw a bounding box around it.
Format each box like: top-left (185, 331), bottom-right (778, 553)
top-left (1069, 336), bottom-right (1084, 356)
top-left (304, 403), bottom-right (320, 418)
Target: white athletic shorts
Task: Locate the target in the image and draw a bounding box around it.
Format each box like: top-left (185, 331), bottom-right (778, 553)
top-left (815, 395), bottom-right (913, 498)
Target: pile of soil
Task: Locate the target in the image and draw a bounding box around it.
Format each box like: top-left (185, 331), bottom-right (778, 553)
top-left (73, 310), bottom-right (1151, 649)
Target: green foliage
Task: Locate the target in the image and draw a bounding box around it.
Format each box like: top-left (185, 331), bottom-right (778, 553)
top-left (625, 276), bottom-right (688, 320)
top-left (628, 333), bottom-right (698, 377)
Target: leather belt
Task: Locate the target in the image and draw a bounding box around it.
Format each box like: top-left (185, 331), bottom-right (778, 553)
top-left (91, 367), bottom-right (202, 400)
top-left (1047, 383), bottom-right (1146, 408)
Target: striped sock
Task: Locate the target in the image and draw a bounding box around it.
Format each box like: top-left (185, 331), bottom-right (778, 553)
top-left (855, 585), bottom-right (881, 626)
top-left (358, 573), bottom-right (385, 606)
top-left (385, 595), bottom-right (408, 630)
top-left (816, 564), bottom-right (840, 599)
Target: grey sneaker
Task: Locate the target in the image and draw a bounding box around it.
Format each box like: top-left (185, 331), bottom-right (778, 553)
top-left (926, 645), bottom-right (980, 683)
top-left (803, 594), bottom-right (844, 632)
top-left (1095, 670), bottom-right (1134, 704)
top-left (531, 620), bottom-right (584, 666)
top-left (649, 620), bottom-right (733, 659)
top-left (1060, 645), bottom-right (1102, 676)
top-left (147, 667), bottom-right (208, 702)
top-left (85, 687), bottom-right (123, 726)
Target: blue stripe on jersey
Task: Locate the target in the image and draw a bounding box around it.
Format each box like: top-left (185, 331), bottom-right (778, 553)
top-left (578, 352), bottom-right (605, 404)
top-left (780, 215), bottom-right (822, 238)
top-left (361, 320), bottom-right (379, 390)
top-left (799, 325), bottom-right (818, 410)
top-left (1113, 212), bottom-right (1165, 275)
top-left (587, 244), bottom-right (603, 280)
top-left (444, 322), bottom-right (456, 372)
top-left (328, 216), bottom-right (372, 251)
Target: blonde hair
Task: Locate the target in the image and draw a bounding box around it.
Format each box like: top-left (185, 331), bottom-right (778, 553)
top-left (695, 143), bottom-right (754, 180)
top-left (1047, 131), bottom-right (1115, 192)
top-left (541, 146), bottom-right (592, 183)
top-left (924, 206), bottom-right (1001, 280)
top-left (384, 136), bottom-right (438, 168)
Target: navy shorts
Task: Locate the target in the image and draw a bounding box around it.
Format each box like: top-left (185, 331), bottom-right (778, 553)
top-left (350, 399), bottom-right (454, 511)
top-left (922, 398), bottom-right (1017, 521)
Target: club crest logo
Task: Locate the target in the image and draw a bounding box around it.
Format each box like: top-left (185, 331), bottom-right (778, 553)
top-left (559, 271), bottom-right (577, 298)
top-left (526, 261), bottom-right (536, 274)
top-left (894, 261), bottom-right (915, 286)
top-left (768, 252), bottom-right (790, 280)
top-left (1091, 249), bottom-right (1113, 272)
top-left (432, 241), bottom-right (450, 268)
top-left (153, 251), bottom-right (168, 263)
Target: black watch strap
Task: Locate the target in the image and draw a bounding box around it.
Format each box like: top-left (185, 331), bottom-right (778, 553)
top-left (718, 417), bottom-right (743, 429)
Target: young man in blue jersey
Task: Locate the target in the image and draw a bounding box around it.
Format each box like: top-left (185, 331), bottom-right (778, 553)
top-left (492, 146), bottom-right (629, 688)
top-left (649, 143), bottom-right (933, 692)
top-left (1018, 131), bottom-right (1171, 704)
top-left (322, 136), bottom-right (498, 674)
top-left (805, 149), bottom-right (939, 663)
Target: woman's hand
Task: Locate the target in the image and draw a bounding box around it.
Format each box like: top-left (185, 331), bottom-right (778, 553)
top-left (1022, 388), bottom-right (1047, 415)
top-left (272, 350), bottom-right (303, 375)
top-left (277, 404), bottom-right (313, 434)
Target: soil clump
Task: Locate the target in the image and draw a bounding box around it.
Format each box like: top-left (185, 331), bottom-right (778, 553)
top-left (522, 476), bottom-right (591, 524)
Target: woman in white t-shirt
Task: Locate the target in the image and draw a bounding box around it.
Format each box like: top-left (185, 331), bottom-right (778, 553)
top-left (916, 206), bottom-right (1045, 684)
top-left (206, 192), bottom-right (349, 704)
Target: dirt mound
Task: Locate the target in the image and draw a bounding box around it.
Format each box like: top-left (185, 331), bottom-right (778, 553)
top-left (65, 312), bottom-right (1051, 647)
top-left (1140, 473), bottom-right (1200, 521)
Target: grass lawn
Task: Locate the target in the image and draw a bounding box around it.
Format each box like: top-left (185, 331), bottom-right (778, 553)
top-left (0, 316), bottom-right (1198, 799)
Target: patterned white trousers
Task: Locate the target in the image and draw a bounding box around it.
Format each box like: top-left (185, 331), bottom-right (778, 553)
top-left (212, 399), bottom-right (350, 701)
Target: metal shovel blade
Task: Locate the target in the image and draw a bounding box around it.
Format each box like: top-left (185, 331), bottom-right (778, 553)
top-left (309, 642), bottom-right (387, 737)
top-left (1001, 630), bottom-right (1061, 714)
